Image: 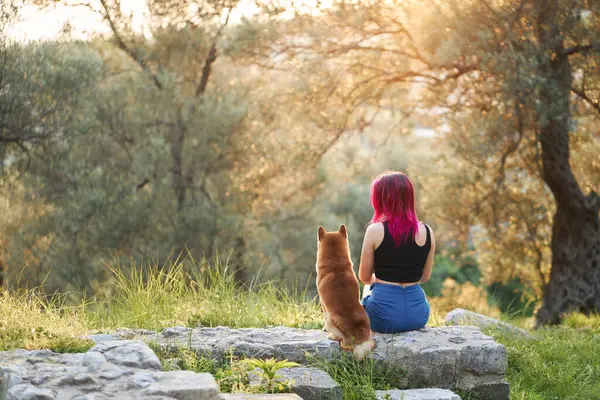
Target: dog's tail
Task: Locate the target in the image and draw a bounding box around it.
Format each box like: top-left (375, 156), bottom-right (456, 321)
top-left (353, 338), bottom-right (376, 361)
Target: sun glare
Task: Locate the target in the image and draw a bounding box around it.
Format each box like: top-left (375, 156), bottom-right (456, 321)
top-left (8, 0), bottom-right (264, 41)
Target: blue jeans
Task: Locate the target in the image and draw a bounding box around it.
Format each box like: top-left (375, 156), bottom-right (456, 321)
top-left (361, 282), bottom-right (430, 333)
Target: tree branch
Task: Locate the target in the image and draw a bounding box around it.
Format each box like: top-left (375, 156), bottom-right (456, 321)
top-left (196, 43), bottom-right (218, 98)
top-left (562, 43), bottom-right (600, 57)
top-left (571, 87), bottom-right (600, 114)
top-left (195, 8), bottom-right (232, 98)
top-left (98, 0), bottom-right (162, 90)
top-left (388, 63), bottom-right (477, 87)
top-left (0, 131), bottom-right (52, 143)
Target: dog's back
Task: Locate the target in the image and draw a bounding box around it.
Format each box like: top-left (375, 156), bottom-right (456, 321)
top-left (316, 225), bottom-right (375, 360)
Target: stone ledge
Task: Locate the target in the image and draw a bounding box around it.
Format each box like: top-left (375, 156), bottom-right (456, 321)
top-left (144, 326), bottom-right (508, 400)
top-left (0, 344), bottom-right (221, 400)
top-left (376, 388), bottom-right (461, 400)
top-left (221, 395), bottom-right (303, 400)
top-left (5, 325), bottom-right (510, 400)
top-left (445, 309), bottom-right (532, 339)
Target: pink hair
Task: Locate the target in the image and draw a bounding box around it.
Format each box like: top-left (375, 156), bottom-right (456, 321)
top-left (369, 171), bottom-right (420, 246)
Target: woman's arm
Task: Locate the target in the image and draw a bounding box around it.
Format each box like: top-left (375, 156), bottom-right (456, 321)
top-left (358, 224), bottom-right (380, 285)
top-left (419, 225), bottom-right (436, 284)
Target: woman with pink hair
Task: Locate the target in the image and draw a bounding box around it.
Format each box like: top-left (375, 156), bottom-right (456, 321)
top-left (359, 171), bottom-right (436, 333)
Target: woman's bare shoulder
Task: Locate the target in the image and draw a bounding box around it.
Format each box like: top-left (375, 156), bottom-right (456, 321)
top-left (421, 222), bottom-right (434, 236)
top-left (365, 223), bottom-right (385, 247)
top-left (366, 222), bottom-right (384, 234)
top-left (419, 222), bottom-right (435, 246)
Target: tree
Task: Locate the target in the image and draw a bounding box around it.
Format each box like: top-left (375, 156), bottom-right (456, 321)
top-left (415, 0), bottom-right (600, 326)
top-left (529, 0), bottom-right (599, 325)
top-left (241, 0), bottom-right (599, 324)
top-left (0, 1), bottom-right (102, 289)
top-left (4, 0), bottom-right (364, 292)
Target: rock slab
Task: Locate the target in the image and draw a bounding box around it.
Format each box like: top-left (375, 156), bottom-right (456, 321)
top-left (221, 395), bottom-right (303, 400)
top-left (0, 342), bottom-right (220, 400)
top-left (249, 366), bottom-right (342, 400)
top-left (445, 308), bottom-right (531, 338)
top-left (376, 388), bottom-right (461, 400)
top-left (148, 326), bottom-right (508, 400)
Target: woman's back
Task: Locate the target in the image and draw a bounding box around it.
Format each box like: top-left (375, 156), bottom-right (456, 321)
top-left (374, 222), bottom-right (431, 284)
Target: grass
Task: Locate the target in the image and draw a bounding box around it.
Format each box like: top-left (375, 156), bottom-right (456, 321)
top-left (561, 312), bottom-right (600, 330)
top-left (150, 340), bottom-right (400, 400)
top-left (150, 343), bottom-right (298, 395)
top-left (491, 320), bottom-right (600, 400)
top-left (310, 353), bottom-right (405, 400)
top-left (2, 259), bottom-right (600, 399)
top-left (86, 256), bottom-right (322, 332)
top-left (0, 289), bottom-right (93, 352)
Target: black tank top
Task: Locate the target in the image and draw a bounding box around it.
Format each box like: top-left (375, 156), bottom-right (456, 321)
top-left (374, 221), bottom-right (432, 283)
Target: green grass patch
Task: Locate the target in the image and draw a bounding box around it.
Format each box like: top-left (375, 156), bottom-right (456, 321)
top-left (561, 312), bottom-right (600, 330)
top-left (309, 353), bottom-right (405, 400)
top-left (0, 289), bottom-right (91, 352)
top-left (1, 256), bottom-right (321, 351)
top-left (489, 318), bottom-right (600, 400)
top-left (149, 342), bottom-right (297, 394)
top-left (87, 256), bottom-right (322, 332)
top-left (151, 340), bottom-right (402, 400)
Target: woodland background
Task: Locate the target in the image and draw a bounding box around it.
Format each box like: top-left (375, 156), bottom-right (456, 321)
top-left (1, 0), bottom-right (599, 326)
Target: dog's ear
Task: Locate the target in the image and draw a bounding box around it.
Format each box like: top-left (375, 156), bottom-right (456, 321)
top-left (318, 226), bottom-right (326, 241)
top-left (338, 224), bottom-right (347, 238)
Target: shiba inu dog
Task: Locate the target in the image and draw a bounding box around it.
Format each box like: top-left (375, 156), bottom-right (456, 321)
top-left (316, 225), bottom-right (376, 361)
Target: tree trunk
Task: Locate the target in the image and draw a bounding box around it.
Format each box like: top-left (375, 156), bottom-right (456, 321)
top-left (171, 111), bottom-right (187, 213)
top-left (233, 236), bottom-right (248, 286)
top-left (534, 0), bottom-right (600, 326)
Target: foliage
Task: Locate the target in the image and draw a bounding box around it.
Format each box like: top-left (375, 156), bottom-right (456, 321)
top-left (152, 344), bottom-right (297, 394)
top-left (428, 279), bottom-right (501, 320)
top-left (243, 0), bottom-right (600, 323)
top-left (2, 0), bottom-right (598, 328)
top-left (215, 356), bottom-right (255, 394)
top-left (4, 0), bottom-right (387, 295)
top-left (243, 358), bottom-right (300, 393)
top-left (0, 39), bottom-right (101, 173)
top-left (1, 15), bottom-right (377, 296)
top-left (412, 0), bottom-right (600, 324)
top-left (421, 248), bottom-right (481, 297)
top-left (153, 345), bottom-right (254, 393)
top-left (487, 278), bottom-right (538, 318)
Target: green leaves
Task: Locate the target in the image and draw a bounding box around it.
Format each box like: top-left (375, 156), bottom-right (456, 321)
top-left (243, 358), bottom-right (300, 393)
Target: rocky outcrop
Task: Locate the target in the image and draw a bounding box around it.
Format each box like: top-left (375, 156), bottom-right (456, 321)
top-left (445, 308), bottom-right (532, 338)
top-left (376, 388), bottom-right (461, 400)
top-left (222, 395), bottom-right (303, 400)
top-left (1, 325), bottom-right (509, 400)
top-left (145, 326), bottom-right (508, 399)
top-left (0, 342), bottom-right (220, 400)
